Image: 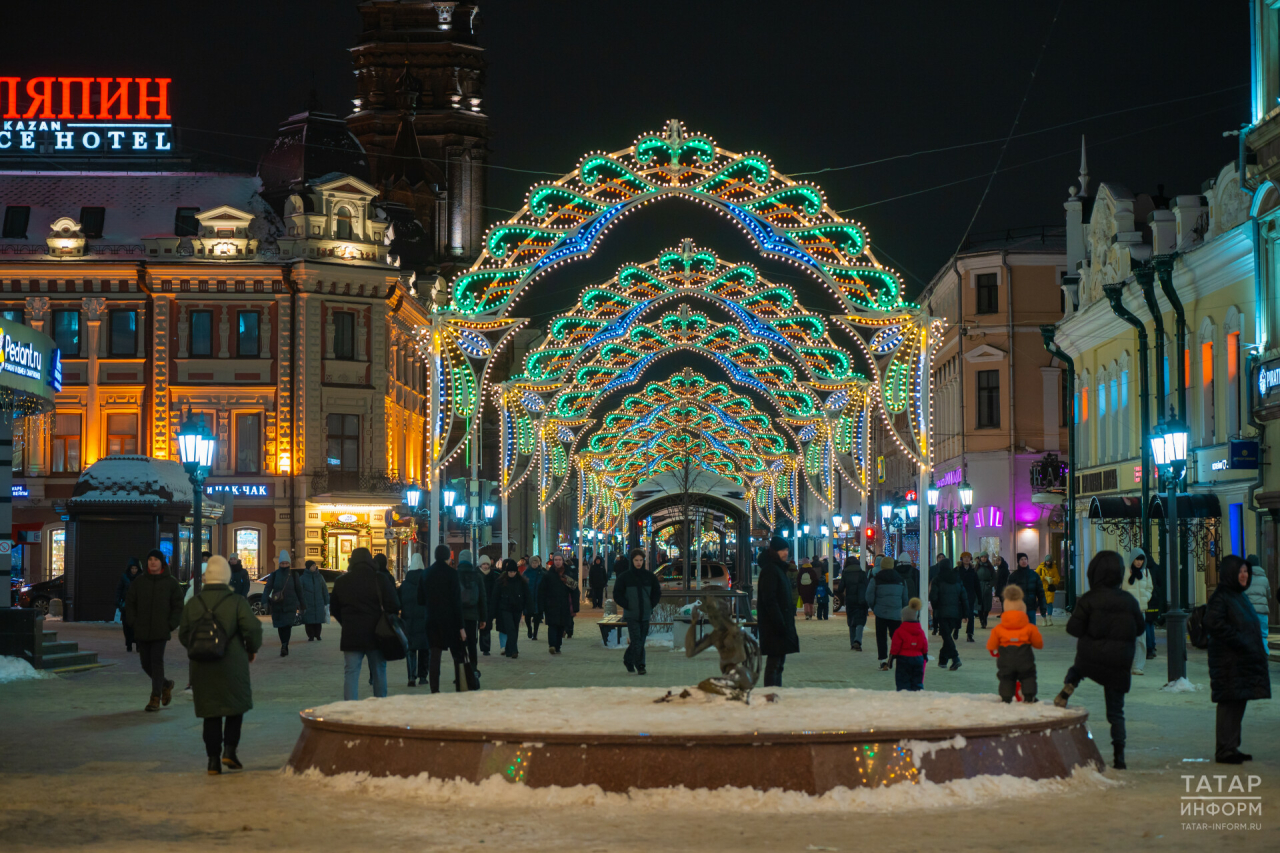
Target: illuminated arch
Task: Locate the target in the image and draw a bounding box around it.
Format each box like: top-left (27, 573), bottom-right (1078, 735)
top-left (452, 120), bottom-right (916, 319)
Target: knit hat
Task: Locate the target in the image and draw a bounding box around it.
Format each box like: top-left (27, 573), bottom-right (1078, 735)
top-left (350, 547), bottom-right (374, 565)
top-left (768, 535), bottom-right (788, 553)
top-left (901, 597), bottom-right (922, 623)
top-left (459, 549), bottom-right (474, 566)
top-left (409, 552), bottom-right (425, 572)
top-left (959, 551), bottom-right (972, 560)
top-left (146, 548), bottom-right (167, 569)
top-left (478, 554), bottom-right (492, 566)
top-left (375, 552), bottom-right (388, 571)
top-left (278, 548), bottom-right (291, 566)
top-left (203, 555), bottom-right (231, 586)
top-left (879, 555), bottom-right (896, 572)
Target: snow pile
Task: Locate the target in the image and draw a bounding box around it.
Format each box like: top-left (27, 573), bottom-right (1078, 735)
top-left (0, 656), bottom-right (52, 684)
top-left (307, 686), bottom-right (1078, 736)
top-left (1160, 677), bottom-right (1203, 694)
top-left (70, 455), bottom-right (193, 504)
top-left (288, 764), bottom-right (1118, 814)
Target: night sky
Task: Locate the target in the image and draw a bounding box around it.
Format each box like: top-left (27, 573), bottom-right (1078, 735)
top-left (5, 0), bottom-right (1249, 312)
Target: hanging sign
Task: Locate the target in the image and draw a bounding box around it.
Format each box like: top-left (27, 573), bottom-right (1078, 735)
top-left (0, 322), bottom-right (59, 402)
top-left (1258, 357), bottom-right (1280, 402)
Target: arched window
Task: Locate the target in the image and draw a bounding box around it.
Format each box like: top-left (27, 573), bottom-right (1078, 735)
top-left (1199, 318), bottom-right (1216, 445)
top-left (1225, 307), bottom-right (1242, 437)
top-left (1096, 368), bottom-right (1108, 462)
top-left (1079, 371), bottom-right (1091, 464)
top-left (1110, 373), bottom-right (1119, 461)
top-left (335, 206), bottom-right (354, 240)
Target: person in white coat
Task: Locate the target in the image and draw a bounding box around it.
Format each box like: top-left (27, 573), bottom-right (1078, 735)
top-left (1244, 554), bottom-right (1272, 643)
top-left (1122, 548), bottom-right (1154, 675)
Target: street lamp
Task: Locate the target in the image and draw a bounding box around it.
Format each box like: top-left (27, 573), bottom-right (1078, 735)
top-left (958, 479), bottom-right (974, 510)
top-left (177, 411), bottom-right (216, 593)
top-left (1149, 416), bottom-right (1190, 684)
top-left (405, 485), bottom-right (423, 509)
top-left (880, 501), bottom-right (893, 522)
top-left (443, 488), bottom-right (457, 508)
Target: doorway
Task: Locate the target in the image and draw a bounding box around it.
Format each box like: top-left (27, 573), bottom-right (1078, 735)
top-left (327, 529), bottom-right (358, 568)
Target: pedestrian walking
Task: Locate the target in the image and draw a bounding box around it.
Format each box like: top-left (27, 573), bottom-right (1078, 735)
top-left (957, 553), bottom-right (982, 641)
top-left (756, 536), bottom-right (799, 687)
top-left (330, 547), bottom-right (399, 699)
top-left (796, 559), bottom-right (819, 620)
top-left (1244, 554), bottom-right (1271, 642)
top-left (588, 556), bottom-right (607, 609)
top-left (420, 544), bottom-right (471, 692)
top-left (399, 552), bottom-right (430, 686)
top-left (478, 555), bottom-right (499, 656)
top-left (1054, 550), bottom-right (1145, 769)
top-left (1205, 554), bottom-right (1272, 764)
top-left (116, 558), bottom-right (142, 652)
top-left (538, 554), bottom-right (577, 655)
top-left (261, 550), bottom-right (303, 656)
top-left (490, 559), bottom-right (529, 659)
top-left (1036, 556), bottom-right (1061, 626)
top-left (866, 555), bottom-right (909, 670)
top-left (1121, 548), bottom-right (1154, 675)
top-left (987, 585), bottom-right (1043, 703)
top-left (612, 549), bottom-right (661, 675)
top-left (974, 553), bottom-right (995, 628)
top-left (298, 560), bottom-right (330, 641)
top-left (457, 550), bottom-right (488, 679)
top-left (177, 555), bottom-right (263, 775)
top-left (124, 549), bottom-right (183, 711)
top-left (815, 577), bottom-right (830, 620)
top-left (929, 556), bottom-right (969, 670)
top-left (895, 555), bottom-right (920, 600)
top-left (227, 556), bottom-right (251, 597)
top-left (836, 557), bottom-right (869, 650)
top-left (1007, 553), bottom-right (1047, 626)
top-left (889, 598), bottom-right (927, 691)
top-left (524, 556), bottom-right (546, 639)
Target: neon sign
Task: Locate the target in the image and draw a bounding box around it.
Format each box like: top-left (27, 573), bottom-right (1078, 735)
top-left (935, 469), bottom-right (963, 487)
top-left (0, 77), bottom-right (173, 155)
top-left (970, 506), bottom-right (1004, 528)
top-left (204, 483), bottom-right (272, 497)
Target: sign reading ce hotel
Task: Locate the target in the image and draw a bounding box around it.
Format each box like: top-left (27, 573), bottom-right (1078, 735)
top-left (0, 77), bottom-right (173, 155)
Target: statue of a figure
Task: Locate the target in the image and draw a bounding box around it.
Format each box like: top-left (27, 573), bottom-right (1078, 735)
top-left (684, 597), bottom-right (761, 701)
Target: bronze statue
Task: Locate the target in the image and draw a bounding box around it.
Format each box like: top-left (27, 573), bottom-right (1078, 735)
top-left (683, 596), bottom-right (761, 701)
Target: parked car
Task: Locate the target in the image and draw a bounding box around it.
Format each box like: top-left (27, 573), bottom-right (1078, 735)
top-left (247, 568), bottom-right (344, 616)
top-left (656, 561), bottom-right (731, 590)
top-left (18, 576), bottom-right (64, 615)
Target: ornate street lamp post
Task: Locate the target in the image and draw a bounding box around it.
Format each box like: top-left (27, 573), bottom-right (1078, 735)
top-left (177, 412), bottom-right (216, 593)
top-left (926, 478), bottom-right (939, 563)
top-left (958, 478), bottom-right (974, 552)
top-left (1149, 417), bottom-right (1190, 683)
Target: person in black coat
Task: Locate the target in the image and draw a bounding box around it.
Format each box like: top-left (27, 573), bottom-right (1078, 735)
top-left (489, 559), bottom-right (529, 659)
top-left (537, 555), bottom-right (578, 654)
top-left (929, 557), bottom-right (969, 670)
top-left (330, 547), bottom-right (400, 700)
top-left (957, 555), bottom-right (982, 642)
top-left (478, 555), bottom-right (500, 656)
top-left (1205, 554), bottom-right (1272, 764)
top-left (1007, 553), bottom-right (1046, 625)
top-left (420, 544), bottom-right (471, 693)
top-left (993, 554), bottom-right (1011, 601)
top-left (227, 555), bottom-right (251, 598)
top-left (588, 557), bottom-right (608, 609)
top-left (836, 557), bottom-right (869, 651)
top-left (756, 537), bottom-right (799, 686)
top-left (116, 558), bottom-right (142, 652)
top-left (612, 549), bottom-right (662, 675)
top-left (1054, 550), bottom-right (1145, 770)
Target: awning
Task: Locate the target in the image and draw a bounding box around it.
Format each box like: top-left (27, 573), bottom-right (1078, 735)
top-left (1148, 494), bottom-right (1221, 520)
top-left (1087, 496), bottom-right (1143, 519)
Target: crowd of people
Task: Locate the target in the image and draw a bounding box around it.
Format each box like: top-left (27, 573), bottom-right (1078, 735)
top-left (111, 537), bottom-right (1271, 775)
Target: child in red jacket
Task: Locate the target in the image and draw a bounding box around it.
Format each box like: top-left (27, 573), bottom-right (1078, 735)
top-left (986, 585), bottom-right (1044, 702)
top-left (889, 598), bottom-right (928, 691)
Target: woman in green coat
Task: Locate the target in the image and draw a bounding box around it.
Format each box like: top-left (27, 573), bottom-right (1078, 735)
top-left (178, 555), bottom-right (263, 776)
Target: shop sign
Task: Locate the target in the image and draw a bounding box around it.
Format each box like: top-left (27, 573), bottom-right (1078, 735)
top-left (935, 469), bottom-right (963, 487)
top-left (1258, 357), bottom-right (1280, 402)
top-left (337, 513), bottom-right (358, 523)
top-left (204, 483), bottom-right (272, 497)
top-left (11, 484), bottom-right (27, 497)
top-left (0, 321), bottom-right (60, 400)
top-left (1229, 439), bottom-right (1260, 470)
top-left (1196, 445), bottom-right (1256, 481)
top-left (0, 77), bottom-right (173, 156)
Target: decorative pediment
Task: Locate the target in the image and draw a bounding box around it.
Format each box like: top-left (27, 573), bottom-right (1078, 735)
top-left (314, 174), bottom-right (379, 199)
top-left (963, 344), bottom-right (1006, 363)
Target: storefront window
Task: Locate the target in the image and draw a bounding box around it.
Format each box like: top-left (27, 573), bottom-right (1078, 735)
top-left (235, 528), bottom-right (261, 575)
top-left (49, 528), bottom-right (66, 577)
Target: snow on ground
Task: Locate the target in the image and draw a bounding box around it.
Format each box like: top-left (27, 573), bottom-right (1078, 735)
top-left (0, 655), bottom-right (51, 684)
top-left (308, 686), bottom-right (1078, 735)
top-left (288, 764), bottom-right (1119, 814)
top-left (1159, 677), bottom-right (1202, 693)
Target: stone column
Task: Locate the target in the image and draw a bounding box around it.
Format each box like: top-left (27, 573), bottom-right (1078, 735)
top-left (83, 298), bottom-right (106, 466)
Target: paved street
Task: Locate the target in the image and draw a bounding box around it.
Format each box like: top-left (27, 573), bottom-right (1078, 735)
top-left (1, 610), bottom-right (1276, 851)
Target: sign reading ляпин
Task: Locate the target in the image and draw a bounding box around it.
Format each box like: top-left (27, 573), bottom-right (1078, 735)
top-left (0, 77), bottom-right (173, 155)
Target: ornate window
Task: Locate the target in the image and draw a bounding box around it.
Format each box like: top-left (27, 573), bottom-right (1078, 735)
top-left (109, 310), bottom-right (137, 356)
top-left (235, 413), bottom-right (261, 473)
top-left (190, 310), bottom-right (212, 357)
top-left (52, 413), bottom-right (81, 473)
top-left (237, 311), bottom-right (259, 357)
top-left (105, 413), bottom-right (137, 456)
top-left (335, 206), bottom-right (354, 240)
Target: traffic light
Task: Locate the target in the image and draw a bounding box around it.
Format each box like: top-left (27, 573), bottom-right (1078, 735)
top-left (865, 527), bottom-right (876, 542)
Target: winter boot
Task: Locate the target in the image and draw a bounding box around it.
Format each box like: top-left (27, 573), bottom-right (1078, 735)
top-left (637, 665), bottom-right (647, 675)
top-left (1112, 745), bottom-right (1126, 770)
top-left (407, 679), bottom-right (417, 687)
top-left (207, 756), bottom-right (222, 775)
top-left (145, 696), bottom-right (161, 712)
top-left (852, 641), bottom-right (862, 652)
top-left (221, 748), bottom-right (243, 770)
top-left (280, 644), bottom-right (289, 657)
top-left (949, 660), bottom-right (962, 671)
top-left (878, 661), bottom-right (891, 672)
top-left (161, 680), bottom-right (174, 706)
top-left (1053, 683), bottom-right (1074, 708)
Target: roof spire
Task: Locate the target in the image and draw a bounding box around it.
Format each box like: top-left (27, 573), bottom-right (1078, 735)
top-left (1078, 135), bottom-right (1090, 198)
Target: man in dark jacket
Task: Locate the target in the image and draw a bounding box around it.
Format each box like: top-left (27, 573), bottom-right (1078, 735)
top-left (612, 549), bottom-right (662, 674)
top-left (490, 559), bottom-right (529, 658)
top-left (331, 547), bottom-right (400, 699)
top-left (420, 544), bottom-right (471, 693)
top-left (1054, 550), bottom-right (1145, 769)
top-left (538, 554), bottom-right (577, 654)
top-left (836, 557), bottom-right (869, 651)
top-left (957, 553), bottom-right (982, 641)
top-left (124, 549), bottom-right (183, 711)
top-left (478, 555), bottom-right (499, 656)
top-left (227, 555), bottom-right (251, 598)
top-left (993, 553), bottom-right (1011, 601)
top-left (399, 553), bottom-right (430, 686)
top-left (1007, 553), bottom-right (1046, 625)
top-left (1204, 554), bottom-right (1271, 764)
top-left (116, 558), bottom-right (142, 652)
top-left (456, 550), bottom-right (488, 678)
top-left (928, 557), bottom-right (969, 670)
top-left (524, 556), bottom-right (546, 639)
top-left (588, 557), bottom-right (608, 609)
top-left (895, 557), bottom-right (920, 600)
top-left (865, 555), bottom-right (908, 668)
top-left (972, 552), bottom-right (995, 628)
top-left (757, 537), bottom-right (799, 686)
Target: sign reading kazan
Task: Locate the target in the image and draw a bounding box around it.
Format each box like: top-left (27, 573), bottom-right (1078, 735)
top-left (0, 77), bottom-right (172, 155)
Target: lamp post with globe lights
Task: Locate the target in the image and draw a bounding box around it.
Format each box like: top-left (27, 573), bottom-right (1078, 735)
top-left (177, 411), bottom-right (217, 594)
top-left (1149, 417), bottom-right (1190, 683)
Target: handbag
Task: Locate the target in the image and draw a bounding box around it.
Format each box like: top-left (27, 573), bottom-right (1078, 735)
top-left (454, 648), bottom-right (479, 692)
top-left (374, 574), bottom-right (408, 661)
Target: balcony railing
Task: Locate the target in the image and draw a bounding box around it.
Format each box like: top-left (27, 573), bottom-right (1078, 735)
top-left (310, 468), bottom-right (405, 496)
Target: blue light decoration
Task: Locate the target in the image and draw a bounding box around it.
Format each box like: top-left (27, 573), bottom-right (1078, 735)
top-left (799, 424), bottom-right (817, 443)
top-left (709, 352), bottom-right (772, 398)
top-left (531, 200), bottom-right (628, 274)
top-left (521, 390), bottom-right (545, 412)
top-left (721, 296), bottom-right (793, 350)
top-left (583, 299), bottom-right (651, 350)
top-left (557, 425), bottom-right (575, 443)
top-left (453, 327), bottom-right (492, 358)
top-left (47, 347), bottom-right (62, 392)
top-left (825, 389), bottom-right (848, 412)
top-left (870, 325), bottom-right (904, 355)
top-left (600, 352), bottom-right (659, 394)
top-left (721, 200), bottom-right (824, 275)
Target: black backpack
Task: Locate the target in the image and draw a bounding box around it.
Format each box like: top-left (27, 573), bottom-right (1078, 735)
top-left (187, 593), bottom-right (235, 662)
top-left (460, 571), bottom-right (480, 607)
top-left (1187, 604), bottom-right (1209, 650)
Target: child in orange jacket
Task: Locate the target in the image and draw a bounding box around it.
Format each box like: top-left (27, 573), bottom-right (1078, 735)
top-left (889, 598), bottom-right (928, 691)
top-left (986, 585), bottom-right (1044, 702)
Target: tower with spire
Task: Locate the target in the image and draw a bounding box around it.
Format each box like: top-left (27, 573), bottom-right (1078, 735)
top-left (1062, 135), bottom-right (1092, 315)
top-left (347, 1), bottom-right (488, 272)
